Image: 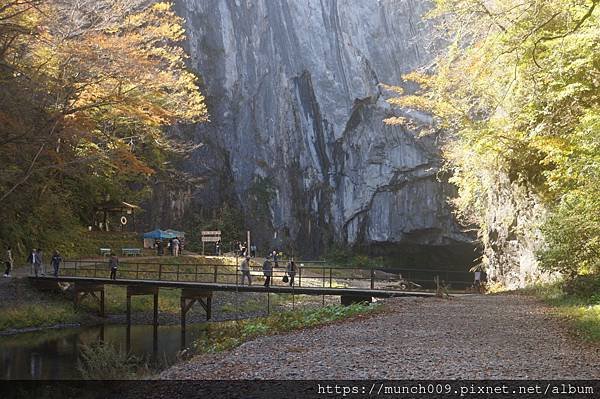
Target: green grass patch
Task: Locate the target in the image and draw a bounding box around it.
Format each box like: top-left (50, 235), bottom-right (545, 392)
top-left (190, 302), bottom-right (382, 354)
top-left (0, 302), bottom-right (83, 332)
top-left (524, 282), bottom-right (600, 342)
top-left (78, 285), bottom-right (183, 314)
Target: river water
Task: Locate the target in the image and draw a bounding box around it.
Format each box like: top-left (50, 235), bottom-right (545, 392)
top-left (0, 323), bottom-right (208, 379)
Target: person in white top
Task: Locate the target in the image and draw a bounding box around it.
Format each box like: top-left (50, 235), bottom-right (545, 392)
top-left (4, 246), bottom-right (13, 277)
top-left (240, 256), bottom-right (251, 285)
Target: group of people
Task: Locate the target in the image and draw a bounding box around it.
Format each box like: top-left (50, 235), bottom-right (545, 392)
top-left (239, 254), bottom-right (298, 287)
top-left (234, 241), bottom-right (257, 258)
top-left (15, 248), bottom-right (64, 278)
top-left (3, 245), bottom-right (116, 279)
top-left (153, 237), bottom-right (183, 256)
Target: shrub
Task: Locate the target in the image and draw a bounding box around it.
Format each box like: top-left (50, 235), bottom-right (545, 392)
top-left (77, 342), bottom-right (149, 380)
top-left (562, 275), bottom-right (600, 298)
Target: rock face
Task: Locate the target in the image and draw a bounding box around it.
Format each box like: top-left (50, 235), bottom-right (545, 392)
top-left (170, 0), bottom-right (473, 258)
top-left (483, 173), bottom-right (548, 288)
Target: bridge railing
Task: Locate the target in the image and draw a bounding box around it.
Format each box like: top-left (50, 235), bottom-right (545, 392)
top-left (59, 260), bottom-right (472, 291)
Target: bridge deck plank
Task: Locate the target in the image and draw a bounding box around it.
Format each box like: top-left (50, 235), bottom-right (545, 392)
top-left (29, 276), bottom-right (440, 298)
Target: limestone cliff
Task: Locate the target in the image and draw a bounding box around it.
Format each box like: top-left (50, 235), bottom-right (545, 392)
top-left (164, 0), bottom-right (474, 259)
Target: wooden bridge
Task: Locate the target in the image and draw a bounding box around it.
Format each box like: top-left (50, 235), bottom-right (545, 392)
top-left (29, 259), bottom-right (470, 350)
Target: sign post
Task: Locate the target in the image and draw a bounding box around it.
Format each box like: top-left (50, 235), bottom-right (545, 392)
top-left (247, 230), bottom-right (250, 258)
top-left (201, 231), bottom-right (221, 255)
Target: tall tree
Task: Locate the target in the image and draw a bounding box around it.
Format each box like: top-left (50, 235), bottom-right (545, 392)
top-left (385, 0), bottom-right (600, 278)
top-left (0, 0), bottom-right (208, 255)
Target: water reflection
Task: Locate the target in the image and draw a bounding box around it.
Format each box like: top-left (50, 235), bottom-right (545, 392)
top-left (0, 323), bottom-right (208, 380)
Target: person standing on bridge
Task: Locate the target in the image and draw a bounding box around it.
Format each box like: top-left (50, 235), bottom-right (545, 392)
top-left (286, 259), bottom-right (298, 287)
top-left (4, 245), bottom-right (13, 278)
top-left (240, 256), bottom-right (252, 285)
top-left (28, 248), bottom-right (42, 277)
top-left (109, 253), bottom-right (119, 280)
top-left (51, 250), bottom-right (62, 278)
top-left (27, 248), bottom-right (38, 276)
top-left (262, 256), bottom-right (273, 287)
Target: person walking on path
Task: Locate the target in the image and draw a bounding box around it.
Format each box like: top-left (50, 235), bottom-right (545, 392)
top-left (27, 248), bottom-right (37, 276)
top-left (4, 246), bottom-right (13, 277)
top-left (286, 259), bottom-right (298, 287)
top-left (51, 250), bottom-right (62, 277)
top-left (172, 237), bottom-right (180, 257)
top-left (109, 253), bottom-right (119, 280)
top-left (240, 256), bottom-right (252, 285)
top-left (27, 248), bottom-right (42, 277)
top-left (272, 250), bottom-right (279, 268)
top-left (262, 256), bottom-right (273, 287)
top-left (250, 245), bottom-right (256, 258)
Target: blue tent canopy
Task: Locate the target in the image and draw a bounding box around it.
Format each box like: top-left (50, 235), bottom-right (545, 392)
top-left (165, 229), bottom-right (185, 238)
top-left (143, 229), bottom-right (177, 239)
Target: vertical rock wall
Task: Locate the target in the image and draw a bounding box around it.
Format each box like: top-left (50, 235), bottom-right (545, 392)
top-left (165, 0), bottom-right (474, 258)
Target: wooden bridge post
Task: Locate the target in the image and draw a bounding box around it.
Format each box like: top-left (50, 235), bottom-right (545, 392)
top-left (180, 289), bottom-right (213, 349)
top-left (180, 296), bottom-right (186, 349)
top-left (100, 289), bottom-right (105, 317)
top-left (370, 268), bottom-right (375, 290)
top-left (126, 285), bottom-right (160, 354)
top-left (153, 290), bottom-right (159, 355)
top-left (126, 292), bottom-right (131, 353)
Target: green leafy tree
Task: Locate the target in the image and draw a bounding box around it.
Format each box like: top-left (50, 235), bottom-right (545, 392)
top-left (0, 1), bottom-right (208, 256)
top-left (385, 0), bottom-right (600, 278)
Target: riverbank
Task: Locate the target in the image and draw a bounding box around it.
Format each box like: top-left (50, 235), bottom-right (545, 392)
top-left (0, 270), bottom-right (340, 335)
top-left (162, 294), bottom-right (600, 379)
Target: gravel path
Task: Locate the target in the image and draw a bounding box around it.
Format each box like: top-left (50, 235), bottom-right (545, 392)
top-left (161, 294), bottom-right (600, 379)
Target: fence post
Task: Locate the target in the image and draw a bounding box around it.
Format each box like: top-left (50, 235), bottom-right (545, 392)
top-left (329, 268), bottom-right (333, 288)
top-left (158, 264), bottom-right (162, 281)
top-left (177, 264), bottom-right (180, 281)
top-left (322, 266), bottom-right (325, 306)
top-left (370, 268), bottom-right (375, 290)
top-left (136, 264), bottom-right (139, 280)
top-left (213, 265), bottom-right (218, 283)
top-left (298, 266), bottom-right (302, 287)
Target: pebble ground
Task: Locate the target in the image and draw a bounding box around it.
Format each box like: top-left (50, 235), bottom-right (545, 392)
top-left (161, 294), bottom-right (600, 379)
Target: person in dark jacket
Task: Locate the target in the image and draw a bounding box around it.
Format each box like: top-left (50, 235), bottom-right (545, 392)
top-left (262, 257), bottom-right (273, 287)
top-left (51, 250), bottom-right (62, 277)
top-left (109, 253), bottom-right (119, 280)
top-left (27, 248), bottom-right (42, 277)
top-left (286, 260), bottom-right (298, 287)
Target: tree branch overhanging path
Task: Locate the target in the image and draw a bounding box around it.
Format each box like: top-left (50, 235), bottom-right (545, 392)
top-left (0, 0), bottom-right (208, 253)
